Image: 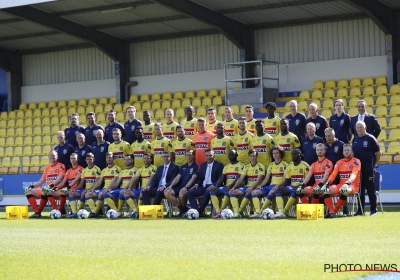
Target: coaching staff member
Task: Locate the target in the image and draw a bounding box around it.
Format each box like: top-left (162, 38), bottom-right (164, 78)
top-left (351, 100), bottom-right (381, 138)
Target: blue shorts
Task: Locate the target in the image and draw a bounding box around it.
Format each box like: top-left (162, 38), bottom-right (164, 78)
top-left (260, 185), bottom-right (275, 196)
top-left (131, 188), bottom-right (142, 197)
top-left (237, 186), bottom-right (248, 194)
top-left (94, 188), bottom-right (104, 195)
top-left (108, 188), bottom-right (124, 199)
top-left (218, 186), bottom-right (227, 194)
top-left (74, 189), bottom-right (84, 197)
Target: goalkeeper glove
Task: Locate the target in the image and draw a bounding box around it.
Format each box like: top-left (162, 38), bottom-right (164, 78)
top-left (340, 184), bottom-right (349, 194)
top-left (312, 186), bottom-right (321, 194)
top-left (24, 185), bottom-right (34, 194)
top-left (49, 183), bottom-right (57, 191)
top-left (320, 183), bottom-right (330, 194)
top-left (60, 187), bottom-right (68, 194)
top-left (295, 187), bottom-right (303, 195)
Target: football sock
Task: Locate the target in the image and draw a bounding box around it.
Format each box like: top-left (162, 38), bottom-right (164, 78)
top-left (77, 201), bottom-right (85, 211)
top-left (26, 195), bottom-right (39, 213)
top-left (271, 199), bottom-right (277, 213)
top-left (261, 198), bottom-right (272, 212)
top-left (323, 194), bottom-right (334, 213)
top-left (105, 198), bottom-right (118, 211)
top-left (126, 198), bottom-right (137, 212)
top-left (138, 199), bottom-right (143, 206)
top-left (221, 195), bottom-right (230, 210)
top-left (69, 200), bottom-right (77, 213)
top-left (238, 197), bottom-right (249, 213)
top-left (334, 195), bottom-right (347, 213)
top-left (47, 195), bottom-right (58, 210)
top-left (117, 199), bottom-right (125, 212)
top-left (59, 195), bottom-right (67, 212)
top-left (252, 195), bottom-right (261, 213)
top-left (300, 196), bottom-right (309, 204)
top-left (311, 194), bottom-right (320, 204)
top-left (95, 200), bottom-right (104, 214)
top-left (210, 195), bottom-right (221, 212)
top-left (38, 196), bottom-right (48, 213)
top-left (283, 197), bottom-right (296, 214)
top-left (275, 197), bottom-right (284, 213)
top-left (86, 198), bottom-right (96, 212)
top-left (229, 195), bottom-right (239, 213)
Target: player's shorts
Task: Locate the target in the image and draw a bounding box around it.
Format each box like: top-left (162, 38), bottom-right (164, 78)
top-left (108, 188), bottom-right (124, 198)
top-left (304, 185), bottom-right (320, 197)
top-left (35, 188), bottom-right (43, 196)
top-left (72, 189), bottom-right (84, 197)
top-left (275, 185), bottom-right (293, 196)
top-left (260, 185), bottom-right (275, 196)
top-left (237, 186), bottom-right (248, 194)
top-left (94, 188), bottom-right (105, 195)
top-left (131, 188), bottom-right (142, 197)
top-left (218, 186), bottom-right (227, 194)
top-left (331, 184), bottom-right (359, 196)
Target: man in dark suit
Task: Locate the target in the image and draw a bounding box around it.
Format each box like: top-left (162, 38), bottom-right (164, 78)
top-left (141, 151), bottom-right (179, 205)
top-left (351, 100), bottom-right (381, 138)
top-left (185, 149), bottom-right (223, 217)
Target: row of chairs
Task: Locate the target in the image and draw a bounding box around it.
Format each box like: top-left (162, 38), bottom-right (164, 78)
top-left (0, 156), bottom-right (49, 175)
top-left (131, 96), bottom-right (223, 111)
top-left (19, 96), bottom-right (117, 111)
top-left (312, 76), bottom-right (387, 90)
top-left (129, 88), bottom-right (226, 103)
top-left (0, 145), bottom-right (53, 158)
top-left (0, 135), bottom-right (58, 148)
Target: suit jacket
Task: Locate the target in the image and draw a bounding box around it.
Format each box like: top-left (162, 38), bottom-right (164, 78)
top-left (149, 163), bottom-right (179, 189)
top-left (351, 113), bottom-right (381, 139)
top-left (196, 160), bottom-right (224, 187)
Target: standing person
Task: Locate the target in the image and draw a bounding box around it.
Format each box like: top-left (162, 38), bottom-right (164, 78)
top-left (105, 109), bottom-right (124, 144)
top-left (329, 99), bottom-right (352, 143)
top-left (180, 106), bottom-right (198, 141)
top-left (74, 133), bottom-right (92, 168)
top-left (352, 121), bottom-right (380, 216)
top-left (274, 119), bottom-right (301, 164)
top-left (324, 128), bottom-right (344, 166)
top-left (108, 128), bottom-right (131, 170)
top-left (264, 102), bottom-right (281, 138)
top-left (85, 112), bottom-right (104, 147)
top-left (206, 107), bottom-right (220, 135)
top-left (142, 110), bottom-right (155, 143)
top-left (163, 108), bottom-right (179, 142)
top-left (151, 122), bottom-right (174, 167)
top-left (233, 117), bottom-right (253, 166)
top-left (306, 103), bottom-right (329, 140)
top-left (194, 117), bottom-right (215, 166)
top-left (64, 113), bottom-right (85, 148)
top-left (302, 123), bottom-right (323, 165)
top-left (222, 107), bottom-right (238, 137)
top-left (351, 100), bottom-right (381, 138)
top-left (244, 105), bottom-right (256, 134)
top-left (54, 131), bottom-right (74, 170)
top-left (173, 126), bottom-right (195, 167)
top-left (250, 119), bottom-right (275, 167)
top-left (210, 122), bottom-right (235, 166)
top-left (91, 129), bottom-right (110, 170)
top-left (285, 100), bottom-right (306, 144)
top-left (130, 126), bottom-right (152, 170)
top-left (124, 106), bottom-right (143, 145)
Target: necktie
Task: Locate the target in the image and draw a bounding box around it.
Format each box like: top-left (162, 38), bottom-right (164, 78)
top-left (204, 164), bottom-right (211, 187)
top-left (158, 166), bottom-right (167, 189)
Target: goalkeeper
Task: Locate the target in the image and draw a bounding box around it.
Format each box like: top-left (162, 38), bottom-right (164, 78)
top-left (320, 144), bottom-right (361, 218)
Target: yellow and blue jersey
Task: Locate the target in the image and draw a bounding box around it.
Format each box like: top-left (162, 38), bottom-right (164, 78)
top-left (207, 120), bottom-right (220, 134)
top-left (173, 137), bottom-right (195, 167)
top-left (119, 166), bottom-right (138, 188)
top-left (246, 118), bottom-right (256, 134)
top-left (130, 139), bottom-right (152, 169)
top-left (250, 133), bottom-right (275, 167)
top-left (223, 162), bottom-right (246, 186)
top-left (233, 131), bottom-right (253, 166)
top-left (222, 119), bottom-right (238, 137)
top-left (81, 165), bottom-right (102, 189)
top-left (243, 162), bottom-right (265, 187)
top-left (274, 132), bottom-right (301, 163)
top-left (136, 164), bottom-right (156, 188)
top-left (267, 160), bottom-right (289, 185)
top-left (108, 140), bottom-right (132, 170)
top-left (264, 116), bottom-right (281, 138)
top-left (163, 121), bottom-right (179, 142)
top-left (180, 118), bottom-right (198, 141)
top-left (211, 135), bottom-right (235, 166)
top-left (285, 161), bottom-right (310, 187)
top-left (143, 122), bottom-right (155, 143)
top-left (151, 137), bottom-right (174, 167)
top-left (101, 164), bottom-right (121, 188)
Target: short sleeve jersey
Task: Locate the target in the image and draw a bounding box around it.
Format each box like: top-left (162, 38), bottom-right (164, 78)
top-left (285, 161), bottom-right (310, 187)
top-left (143, 122), bottom-right (155, 143)
top-left (108, 140), bottom-right (132, 170)
top-left (274, 132), bottom-right (301, 163)
top-left (222, 119), bottom-right (239, 137)
top-left (54, 143), bottom-right (74, 169)
top-left (286, 112), bottom-right (306, 141)
top-left (124, 119), bottom-right (143, 144)
top-left (180, 118), bottom-right (198, 141)
top-left (65, 165), bottom-right (84, 190)
top-left (223, 162), bottom-right (246, 186)
top-left (104, 122), bottom-right (125, 144)
top-left (64, 125), bottom-right (85, 148)
top-left (250, 133), bottom-right (275, 167)
top-left (119, 166), bottom-right (138, 188)
top-left (173, 137), bottom-right (195, 167)
top-left (41, 162), bottom-right (66, 185)
top-left (246, 119), bottom-right (256, 134)
top-left (302, 136), bottom-right (324, 165)
top-left (352, 134), bottom-right (380, 172)
top-left (91, 140), bottom-right (110, 170)
top-left (211, 135), bottom-right (235, 166)
top-left (325, 140), bottom-right (344, 166)
top-left (178, 163), bottom-right (199, 188)
top-left (163, 121), bottom-right (179, 142)
top-left (130, 140), bottom-right (152, 169)
top-left (264, 116), bottom-right (281, 138)
top-left (243, 162), bottom-right (265, 187)
top-left (81, 165), bottom-right (102, 189)
top-left (151, 137), bottom-right (173, 167)
top-left (137, 164), bottom-right (157, 188)
top-left (233, 131), bottom-right (253, 166)
top-left (328, 157), bottom-right (361, 186)
top-left (309, 158), bottom-right (333, 186)
top-left (193, 131), bottom-right (215, 166)
top-left (267, 160), bottom-right (289, 185)
top-left (207, 120), bottom-right (220, 135)
top-left (85, 124), bottom-right (104, 147)
top-left (101, 164), bottom-right (121, 188)
top-left (329, 113), bottom-right (352, 143)
top-left (74, 144), bottom-right (92, 168)
top-left (306, 115), bottom-right (329, 140)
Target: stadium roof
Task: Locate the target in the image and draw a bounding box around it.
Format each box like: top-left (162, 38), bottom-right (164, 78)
top-left (0, 0), bottom-right (398, 55)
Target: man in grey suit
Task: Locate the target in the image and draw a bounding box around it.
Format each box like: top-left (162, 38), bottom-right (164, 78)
top-left (351, 100), bottom-right (381, 138)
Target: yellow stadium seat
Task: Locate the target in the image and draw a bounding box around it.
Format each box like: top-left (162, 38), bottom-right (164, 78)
top-left (7, 128), bottom-right (15, 138)
top-left (25, 127), bottom-right (33, 137)
top-left (322, 100), bottom-right (334, 109)
top-left (323, 89), bottom-right (335, 100)
top-left (0, 148), bottom-right (4, 158)
top-left (349, 77), bottom-right (361, 88)
top-left (217, 106), bottom-right (225, 116)
top-left (2, 156), bottom-right (11, 167)
top-left (376, 85), bottom-right (388, 95)
top-left (231, 105), bottom-right (239, 115)
top-left (16, 119), bottom-right (25, 128)
top-left (9, 111), bottom-right (16, 119)
top-left (238, 104), bottom-right (248, 115)
top-left (161, 100), bottom-right (171, 110)
top-left (24, 136), bottom-right (33, 146)
top-left (220, 88), bottom-right (227, 98)
top-left (366, 107), bottom-right (373, 114)
top-left (33, 127), bottom-right (42, 136)
top-left (349, 97), bottom-right (360, 107)
top-left (33, 136), bottom-right (42, 145)
top-left (116, 113), bottom-right (124, 123)
top-left (99, 96), bottom-right (108, 105)
top-left (171, 100), bottom-right (180, 109)
top-left (19, 102), bottom-right (27, 110)
top-left (197, 107), bottom-right (207, 117)
top-left (377, 130), bottom-right (386, 142)
top-left (5, 138), bottom-right (14, 147)
top-left (213, 96), bottom-right (223, 106)
top-left (30, 155), bottom-right (40, 166)
top-left (96, 113), bottom-right (106, 123)
top-left (129, 94), bottom-right (139, 102)
top-left (114, 104), bottom-right (122, 113)
top-left (15, 136), bottom-right (23, 147)
top-left (335, 88), bottom-right (346, 99)
top-left (378, 155), bottom-right (392, 164)
top-left (151, 92), bottom-right (161, 101)
top-left (348, 87), bottom-right (361, 98)
top-left (48, 100), bottom-right (57, 108)
top-left (43, 135), bottom-right (52, 145)
top-left (162, 92), bottom-right (172, 100)
top-left (0, 119), bottom-right (6, 128)
top-left (43, 145), bottom-right (52, 156)
top-left (375, 107), bottom-right (387, 117)
top-left (130, 102), bottom-right (140, 111)
top-left (347, 108), bottom-right (358, 116)
top-left (311, 90), bottom-right (322, 99)
top-left (25, 109), bottom-right (33, 119)
top-left (7, 119), bottom-right (15, 129)
top-left (38, 101), bottom-right (47, 109)
top-left (362, 86), bottom-right (374, 97)
top-left (78, 98), bottom-right (87, 107)
top-left (337, 78), bottom-right (349, 88)
top-left (174, 91), bottom-right (183, 100)
top-left (42, 117), bottom-right (50, 126)
top-left (16, 110), bottom-right (24, 119)
top-left (154, 110), bottom-right (164, 120)
top-left (202, 97), bottom-right (212, 107)
top-left (29, 165), bottom-right (40, 174)
top-left (182, 98), bottom-right (191, 108)
top-left (109, 96), bottom-right (116, 104)
top-left (22, 156), bottom-right (31, 168)
top-left (67, 107), bottom-right (76, 116)
top-left (32, 117), bottom-right (41, 127)
top-left (197, 89), bottom-right (207, 98)
top-left (32, 109), bottom-right (41, 118)
top-left (393, 155), bottom-right (400, 164)
top-left (42, 108), bottom-right (50, 117)
top-left (185, 90), bottom-right (195, 99)
top-left (23, 146), bottom-right (33, 157)
top-left (324, 79), bottom-right (336, 89)
top-left (58, 107), bottom-right (68, 116)
top-left (208, 88), bottom-right (219, 97)
top-left (51, 135), bottom-right (58, 145)
top-left (0, 137), bottom-right (4, 146)
top-left (360, 96), bottom-right (374, 106)
top-left (388, 130), bottom-right (400, 142)
top-left (298, 90), bottom-right (310, 100)
top-left (152, 101), bottom-right (161, 110)
top-left (59, 116), bottom-right (69, 125)
top-left (0, 111), bottom-right (7, 120)
top-left (0, 128), bottom-right (6, 137)
top-left (58, 100), bottom-right (67, 107)
top-left (362, 76), bottom-right (374, 87)
top-left (140, 93), bottom-right (150, 102)
top-left (77, 106), bottom-right (85, 116)
top-left (141, 101), bottom-right (151, 111)
top-left (312, 80), bottom-right (323, 90)
top-left (94, 105), bottom-right (104, 114)
top-left (389, 95), bottom-right (400, 105)
top-left (0, 165), bottom-right (8, 174)
top-left (8, 166), bottom-right (20, 174)
top-left (32, 146), bottom-right (42, 156)
top-left (103, 104), bottom-right (113, 113)
top-left (192, 97), bottom-right (201, 108)
top-left (14, 147), bottom-right (23, 157)
top-left (28, 102), bottom-right (37, 110)
top-left (387, 117), bottom-right (400, 129)
top-left (375, 96), bottom-right (388, 107)
top-left (379, 142), bottom-right (386, 154)
top-left (389, 84), bottom-right (400, 95)
top-left (176, 108), bottom-right (185, 118)
top-left (4, 147), bottom-right (14, 158)
top-left (375, 76), bottom-right (386, 85)
top-left (85, 105), bottom-right (94, 115)
top-left (67, 99), bottom-right (77, 107)
top-left (298, 101), bottom-right (308, 111)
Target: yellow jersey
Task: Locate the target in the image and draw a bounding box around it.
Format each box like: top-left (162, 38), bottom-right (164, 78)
top-left (233, 131), bottom-right (253, 166)
top-left (285, 161), bottom-right (310, 187)
top-left (163, 121), bottom-right (179, 142)
top-left (108, 140), bottom-right (131, 170)
top-left (119, 166), bottom-right (138, 188)
top-left (180, 118), bottom-right (198, 141)
top-left (173, 137), bottom-right (195, 167)
top-left (246, 118), bottom-right (256, 134)
top-left (223, 162), bottom-right (246, 186)
top-left (250, 133), bottom-right (275, 167)
top-left (151, 137), bottom-right (174, 167)
top-left (101, 164), bottom-right (121, 188)
top-left (130, 140), bottom-right (152, 169)
top-left (211, 135), bottom-right (235, 166)
top-left (243, 162), bottom-right (265, 187)
top-left (267, 160), bottom-right (289, 185)
top-left (81, 165), bottom-right (102, 189)
top-left (207, 120), bottom-right (220, 135)
top-left (264, 116), bottom-right (281, 138)
top-left (222, 119), bottom-right (238, 137)
top-left (143, 122), bottom-right (155, 143)
top-left (274, 132), bottom-right (301, 163)
top-left (136, 164), bottom-right (156, 188)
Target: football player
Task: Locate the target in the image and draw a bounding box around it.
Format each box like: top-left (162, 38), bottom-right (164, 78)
top-left (233, 117), bottom-right (253, 166)
top-left (244, 105), bottom-right (256, 134)
top-left (194, 117), bottom-right (215, 166)
top-left (222, 107), bottom-right (238, 137)
top-left (108, 128), bottom-right (131, 170)
top-left (124, 106), bottom-right (143, 145)
top-left (180, 106), bottom-right (198, 141)
top-left (151, 122), bottom-right (174, 167)
top-left (206, 107), bottom-right (220, 134)
top-left (163, 108), bottom-right (179, 141)
top-left (74, 133), bottom-right (92, 168)
top-left (130, 126), bottom-right (152, 169)
top-left (173, 125), bottom-right (195, 167)
top-left (264, 102), bottom-right (281, 138)
top-left (274, 119), bottom-right (301, 163)
top-left (210, 122), bottom-right (235, 166)
top-left (249, 119), bottom-right (275, 167)
top-left (142, 110), bottom-right (155, 143)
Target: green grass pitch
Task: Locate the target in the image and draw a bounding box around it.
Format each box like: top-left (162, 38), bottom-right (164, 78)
top-left (0, 210), bottom-right (399, 280)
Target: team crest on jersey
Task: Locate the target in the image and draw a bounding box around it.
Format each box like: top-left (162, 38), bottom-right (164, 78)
top-left (299, 169), bottom-right (303, 173)
top-left (92, 171), bottom-right (95, 175)
top-left (204, 137), bottom-right (208, 140)
top-left (230, 124), bottom-right (234, 128)
top-left (295, 119), bottom-right (300, 126)
top-left (255, 170), bottom-right (259, 174)
top-left (286, 138), bottom-right (290, 143)
top-left (63, 149), bottom-right (67, 155)
top-left (183, 143), bottom-right (186, 147)
top-left (354, 161), bottom-right (358, 165)
top-left (131, 125), bottom-right (135, 131)
top-left (75, 131), bottom-right (79, 136)
top-left (111, 170), bottom-right (114, 174)
top-left (190, 123), bottom-right (194, 127)
top-left (251, 125), bottom-right (254, 129)
top-left (262, 140), bottom-right (266, 144)
top-left (171, 127), bottom-right (174, 131)
top-left (129, 171), bottom-right (134, 175)
top-left (54, 169), bottom-right (58, 173)
top-left (161, 143), bottom-right (164, 147)
top-left (363, 141), bottom-right (368, 147)
top-left (222, 142), bottom-right (226, 146)
top-left (119, 147), bottom-right (123, 151)
top-left (190, 168), bottom-right (193, 174)
top-left (245, 138), bottom-right (248, 142)
top-left (316, 123), bottom-right (320, 129)
top-left (312, 143), bottom-right (317, 148)
top-left (101, 146), bottom-right (105, 152)
top-left (280, 167), bottom-right (283, 172)
top-left (149, 128), bottom-right (152, 131)
top-left (141, 146), bottom-right (144, 150)
top-left (235, 167), bottom-right (238, 171)
top-left (340, 120), bottom-right (344, 126)
top-left (322, 166), bottom-right (325, 170)
top-left (334, 146), bottom-right (339, 153)
top-left (81, 151), bottom-right (86, 156)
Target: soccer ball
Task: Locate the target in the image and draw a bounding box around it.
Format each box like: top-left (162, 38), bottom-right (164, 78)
top-left (261, 208), bottom-right (275, 220)
top-left (77, 209), bottom-right (89, 219)
top-left (50, 209), bottom-right (61, 219)
top-left (186, 209), bottom-right (199, 220)
top-left (106, 209), bottom-right (118, 220)
top-left (221, 209), bottom-right (233, 219)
